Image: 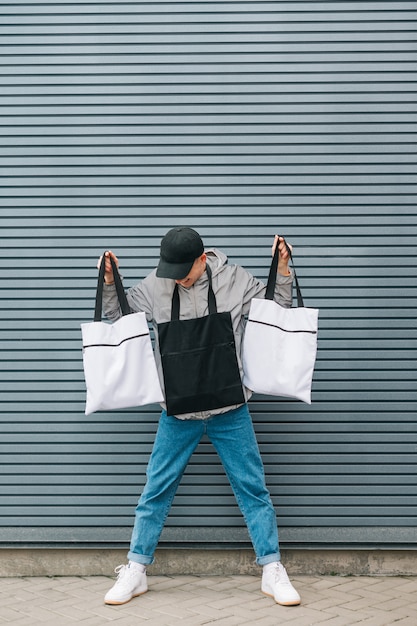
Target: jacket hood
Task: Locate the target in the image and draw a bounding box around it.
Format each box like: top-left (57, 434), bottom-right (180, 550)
top-left (205, 248), bottom-right (228, 276)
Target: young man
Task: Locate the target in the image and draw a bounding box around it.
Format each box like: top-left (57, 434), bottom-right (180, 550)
top-left (101, 227), bottom-right (301, 607)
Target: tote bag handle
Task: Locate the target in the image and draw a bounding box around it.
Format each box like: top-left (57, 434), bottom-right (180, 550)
top-left (265, 237), bottom-right (304, 307)
top-left (94, 252), bottom-right (131, 321)
top-left (171, 264), bottom-right (217, 321)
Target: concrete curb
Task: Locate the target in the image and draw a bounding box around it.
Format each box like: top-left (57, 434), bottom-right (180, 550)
top-left (1, 548), bottom-right (417, 578)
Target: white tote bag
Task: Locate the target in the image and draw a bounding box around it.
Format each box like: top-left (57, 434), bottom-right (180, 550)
top-left (81, 253), bottom-right (164, 415)
top-left (242, 240), bottom-right (318, 404)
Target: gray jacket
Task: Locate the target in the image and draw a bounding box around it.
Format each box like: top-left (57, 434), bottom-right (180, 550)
top-left (102, 248), bottom-right (293, 419)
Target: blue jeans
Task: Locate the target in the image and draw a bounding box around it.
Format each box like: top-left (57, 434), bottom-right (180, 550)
top-left (128, 404), bottom-right (281, 566)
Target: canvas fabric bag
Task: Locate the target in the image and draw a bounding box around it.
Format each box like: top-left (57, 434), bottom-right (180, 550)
top-left (242, 240), bottom-right (319, 404)
top-left (158, 265), bottom-right (245, 415)
top-left (81, 253), bottom-right (164, 415)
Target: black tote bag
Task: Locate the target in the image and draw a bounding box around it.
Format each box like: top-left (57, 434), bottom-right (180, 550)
top-left (158, 266), bottom-right (245, 415)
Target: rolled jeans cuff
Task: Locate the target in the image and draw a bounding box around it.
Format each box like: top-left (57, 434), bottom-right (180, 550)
top-left (127, 551), bottom-right (154, 566)
top-left (256, 552), bottom-right (281, 566)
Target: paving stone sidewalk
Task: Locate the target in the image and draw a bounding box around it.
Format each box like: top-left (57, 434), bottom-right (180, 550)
top-left (1, 574), bottom-right (417, 625)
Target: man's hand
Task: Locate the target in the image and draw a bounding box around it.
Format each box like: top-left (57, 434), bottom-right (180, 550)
top-left (272, 235), bottom-right (292, 276)
top-left (97, 250), bottom-right (119, 284)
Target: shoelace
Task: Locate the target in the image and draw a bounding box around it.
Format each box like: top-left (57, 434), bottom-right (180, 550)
top-left (273, 564), bottom-right (291, 586)
top-left (114, 564), bottom-right (129, 580)
top-left (114, 563), bottom-right (144, 579)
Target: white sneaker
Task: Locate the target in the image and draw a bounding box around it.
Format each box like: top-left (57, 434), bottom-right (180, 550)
top-left (261, 561), bottom-right (301, 606)
top-left (104, 562), bottom-right (148, 605)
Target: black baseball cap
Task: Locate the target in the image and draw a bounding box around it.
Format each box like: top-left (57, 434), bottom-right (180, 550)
top-left (156, 227), bottom-right (204, 279)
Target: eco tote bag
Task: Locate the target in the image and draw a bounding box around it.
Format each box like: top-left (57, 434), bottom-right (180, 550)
top-left (81, 253), bottom-right (164, 415)
top-left (158, 265), bottom-right (245, 415)
top-left (242, 240), bottom-right (318, 404)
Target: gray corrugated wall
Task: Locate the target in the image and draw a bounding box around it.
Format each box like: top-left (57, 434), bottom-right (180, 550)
top-left (0, 1), bottom-right (416, 550)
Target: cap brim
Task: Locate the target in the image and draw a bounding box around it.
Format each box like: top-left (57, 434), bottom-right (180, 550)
top-left (156, 258), bottom-right (194, 280)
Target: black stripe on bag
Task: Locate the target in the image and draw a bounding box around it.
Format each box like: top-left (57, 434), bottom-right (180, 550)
top-left (83, 332), bottom-right (149, 349)
top-left (248, 319), bottom-right (317, 334)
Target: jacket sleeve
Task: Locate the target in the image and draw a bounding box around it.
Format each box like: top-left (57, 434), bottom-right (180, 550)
top-left (273, 271), bottom-right (294, 308)
top-left (101, 274), bottom-right (155, 323)
top-left (240, 266), bottom-right (294, 315)
top-left (101, 283), bottom-right (125, 322)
